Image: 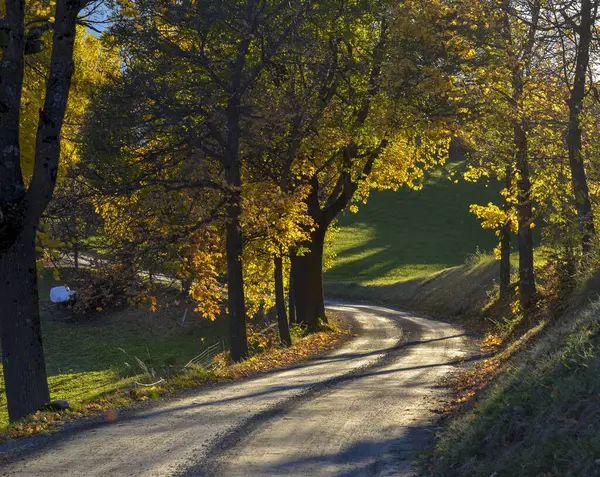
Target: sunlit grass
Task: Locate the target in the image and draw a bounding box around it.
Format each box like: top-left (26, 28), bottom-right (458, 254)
top-left (326, 162), bottom-right (502, 286)
top-left (0, 272), bottom-right (228, 427)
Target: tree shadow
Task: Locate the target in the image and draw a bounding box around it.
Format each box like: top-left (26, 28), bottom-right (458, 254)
top-left (222, 426), bottom-right (431, 476)
top-left (0, 330), bottom-right (486, 469)
top-left (326, 180), bottom-right (502, 285)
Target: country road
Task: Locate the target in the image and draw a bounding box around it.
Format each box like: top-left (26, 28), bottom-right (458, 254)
top-left (0, 303), bottom-right (473, 477)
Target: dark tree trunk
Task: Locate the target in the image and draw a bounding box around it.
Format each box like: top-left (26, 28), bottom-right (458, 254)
top-left (0, 0), bottom-right (82, 422)
top-left (225, 204), bottom-right (248, 362)
top-left (514, 125), bottom-right (537, 311)
top-left (291, 228), bottom-right (326, 332)
top-left (0, 224), bottom-right (50, 421)
top-left (499, 167), bottom-right (512, 300)
top-left (274, 256), bottom-right (292, 346)
top-left (288, 264), bottom-right (296, 326)
top-left (567, 0), bottom-right (595, 253)
top-left (499, 221), bottom-right (511, 300)
top-left (283, 26), bottom-right (389, 334)
top-left (224, 90), bottom-right (248, 362)
top-left (501, 0), bottom-right (540, 312)
top-left (73, 243), bottom-right (79, 270)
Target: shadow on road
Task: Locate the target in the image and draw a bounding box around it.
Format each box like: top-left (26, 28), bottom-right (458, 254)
top-left (233, 425), bottom-right (430, 477)
top-left (0, 309), bottom-right (482, 473)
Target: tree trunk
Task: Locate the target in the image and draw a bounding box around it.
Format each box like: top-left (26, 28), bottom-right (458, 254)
top-left (567, 0), bottom-right (595, 253)
top-left (73, 243), bottom-right (79, 270)
top-left (499, 221), bottom-right (511, 300)
top-left (499, 168), bottom-right (512, 300)
top-left (0, 224), bottom-right (50, 422)
top-left (514, 125), bottom-right (537, 311)
top-left (288, 264), bottom-right (296, 326)
top-left (274, 256), bottom-right (292, 347)
top-left (502, 0), bottom-right (539, 312)
top-left (291, 228), bottom-right (326, 332)
top-left (225, 207), bottom-right (248, 362)
top-left (0, 0), bottom-right (82, 422)
top-left (223, 81), bottom-right (248, 361)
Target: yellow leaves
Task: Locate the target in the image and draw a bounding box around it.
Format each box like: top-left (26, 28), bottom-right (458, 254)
top-left (235, 182), bottom-right (314, 308)
top-left (364, 128), bottom-right (450, 195)
top-left (462, 48), bottom-right (477, 60)
top-left (493, 244), bottom-right (502, 261)
top-left (149, 296), bottom-right (157, 313)
top-left (118, 0), bottom-right (139, 18)
top-left (469, 203), bottom-right (507, 231)
top-left (184, 226), bottom-right (226, 321)
top-left (19, 23), bottom-right (119, 184)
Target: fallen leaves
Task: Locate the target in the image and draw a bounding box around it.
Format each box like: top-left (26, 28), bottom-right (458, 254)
top-left (481, 334), bottom-right (503, 352)
top-left (217, 330), bottom-right (348, 380)
top-left (434, 352), bottom-right (503, 415)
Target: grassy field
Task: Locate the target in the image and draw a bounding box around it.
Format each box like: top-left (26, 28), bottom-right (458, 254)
top-left (0, 271), bottom-right (227, 427)
top-left (325, 163), bottom-right (501, 287)
top-left (324, 162), bottom-right (510, 322)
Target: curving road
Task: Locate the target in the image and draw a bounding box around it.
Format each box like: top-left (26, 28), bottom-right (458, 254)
top-left (0, 302), bottom-right (472, 477)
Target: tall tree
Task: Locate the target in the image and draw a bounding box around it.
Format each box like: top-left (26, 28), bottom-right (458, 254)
top-left (502, 0), bottom-right (541, 311)
top-left (0, 0), bottom-right (91, 421)
top-left (95, 0), bottom-right (320, 360)
top-left (549, 0), bottom-right (599, 253)
top-left (461, 0), bottom-right (553, 311)
top-left (272, 0), bottom-right (461, 329)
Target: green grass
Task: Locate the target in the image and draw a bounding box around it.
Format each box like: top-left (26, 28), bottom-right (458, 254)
top-left (326, 163), bottom-right (501, 286)
top-left (0, 272), bottom-right (227, 427)
top-left (324, 162), bottom-right (509, 321)
top-left (39, 309), bottom-right (224, 376)
top-left (427, 301), bottom-right (600, 477)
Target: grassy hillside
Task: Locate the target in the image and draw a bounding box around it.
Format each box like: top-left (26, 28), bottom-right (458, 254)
top-left (427, 300), bottom-right (600, 477)
top-left (326, 163), bottom-right (500, 287)
top-left (325, 162), bottom-right (507, 321)
top-left (324, 164), bottom-right (600, 476)
top-left (0, 271), bottom-right (227, 428)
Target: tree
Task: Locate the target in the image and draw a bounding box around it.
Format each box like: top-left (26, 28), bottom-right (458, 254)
top-left (547, 0), bottom-right (599, 253)
top-left (0, 0), bottom-right (93, 421)
top-left (259, 0), bottom-right (460, 330)
top-left (499, 0), bottom-right (541, 310)
top-left (459, 0), bottom-right (553, 311)
top-left (42, 30), bottom-right (119, 270)
top-left (91, 0), bottom-right (322, 360)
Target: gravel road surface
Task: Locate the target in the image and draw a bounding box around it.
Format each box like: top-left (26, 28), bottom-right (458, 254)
top-left (0, 302), bottom-right (472, 476)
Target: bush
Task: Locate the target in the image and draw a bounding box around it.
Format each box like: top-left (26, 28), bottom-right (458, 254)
top-left (68, 267), bottom-right (151, 315)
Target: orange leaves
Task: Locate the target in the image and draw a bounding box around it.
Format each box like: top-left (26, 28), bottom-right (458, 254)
top-left (221, 328), bottom-right (348, 379)
top-left (238, 182), bottom-right (314, 315)
top-left (439, 355), bottom-right (502, 414)
top-left (481, 334), bottom-right (504, 352)
top-left (7, 410), bottom-right (71, 440)
top-left (181, 225), bottom-right (226, 321)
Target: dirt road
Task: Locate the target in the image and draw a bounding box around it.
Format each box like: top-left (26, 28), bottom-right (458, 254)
top-left (0, 303), bottom-right (472, 476)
